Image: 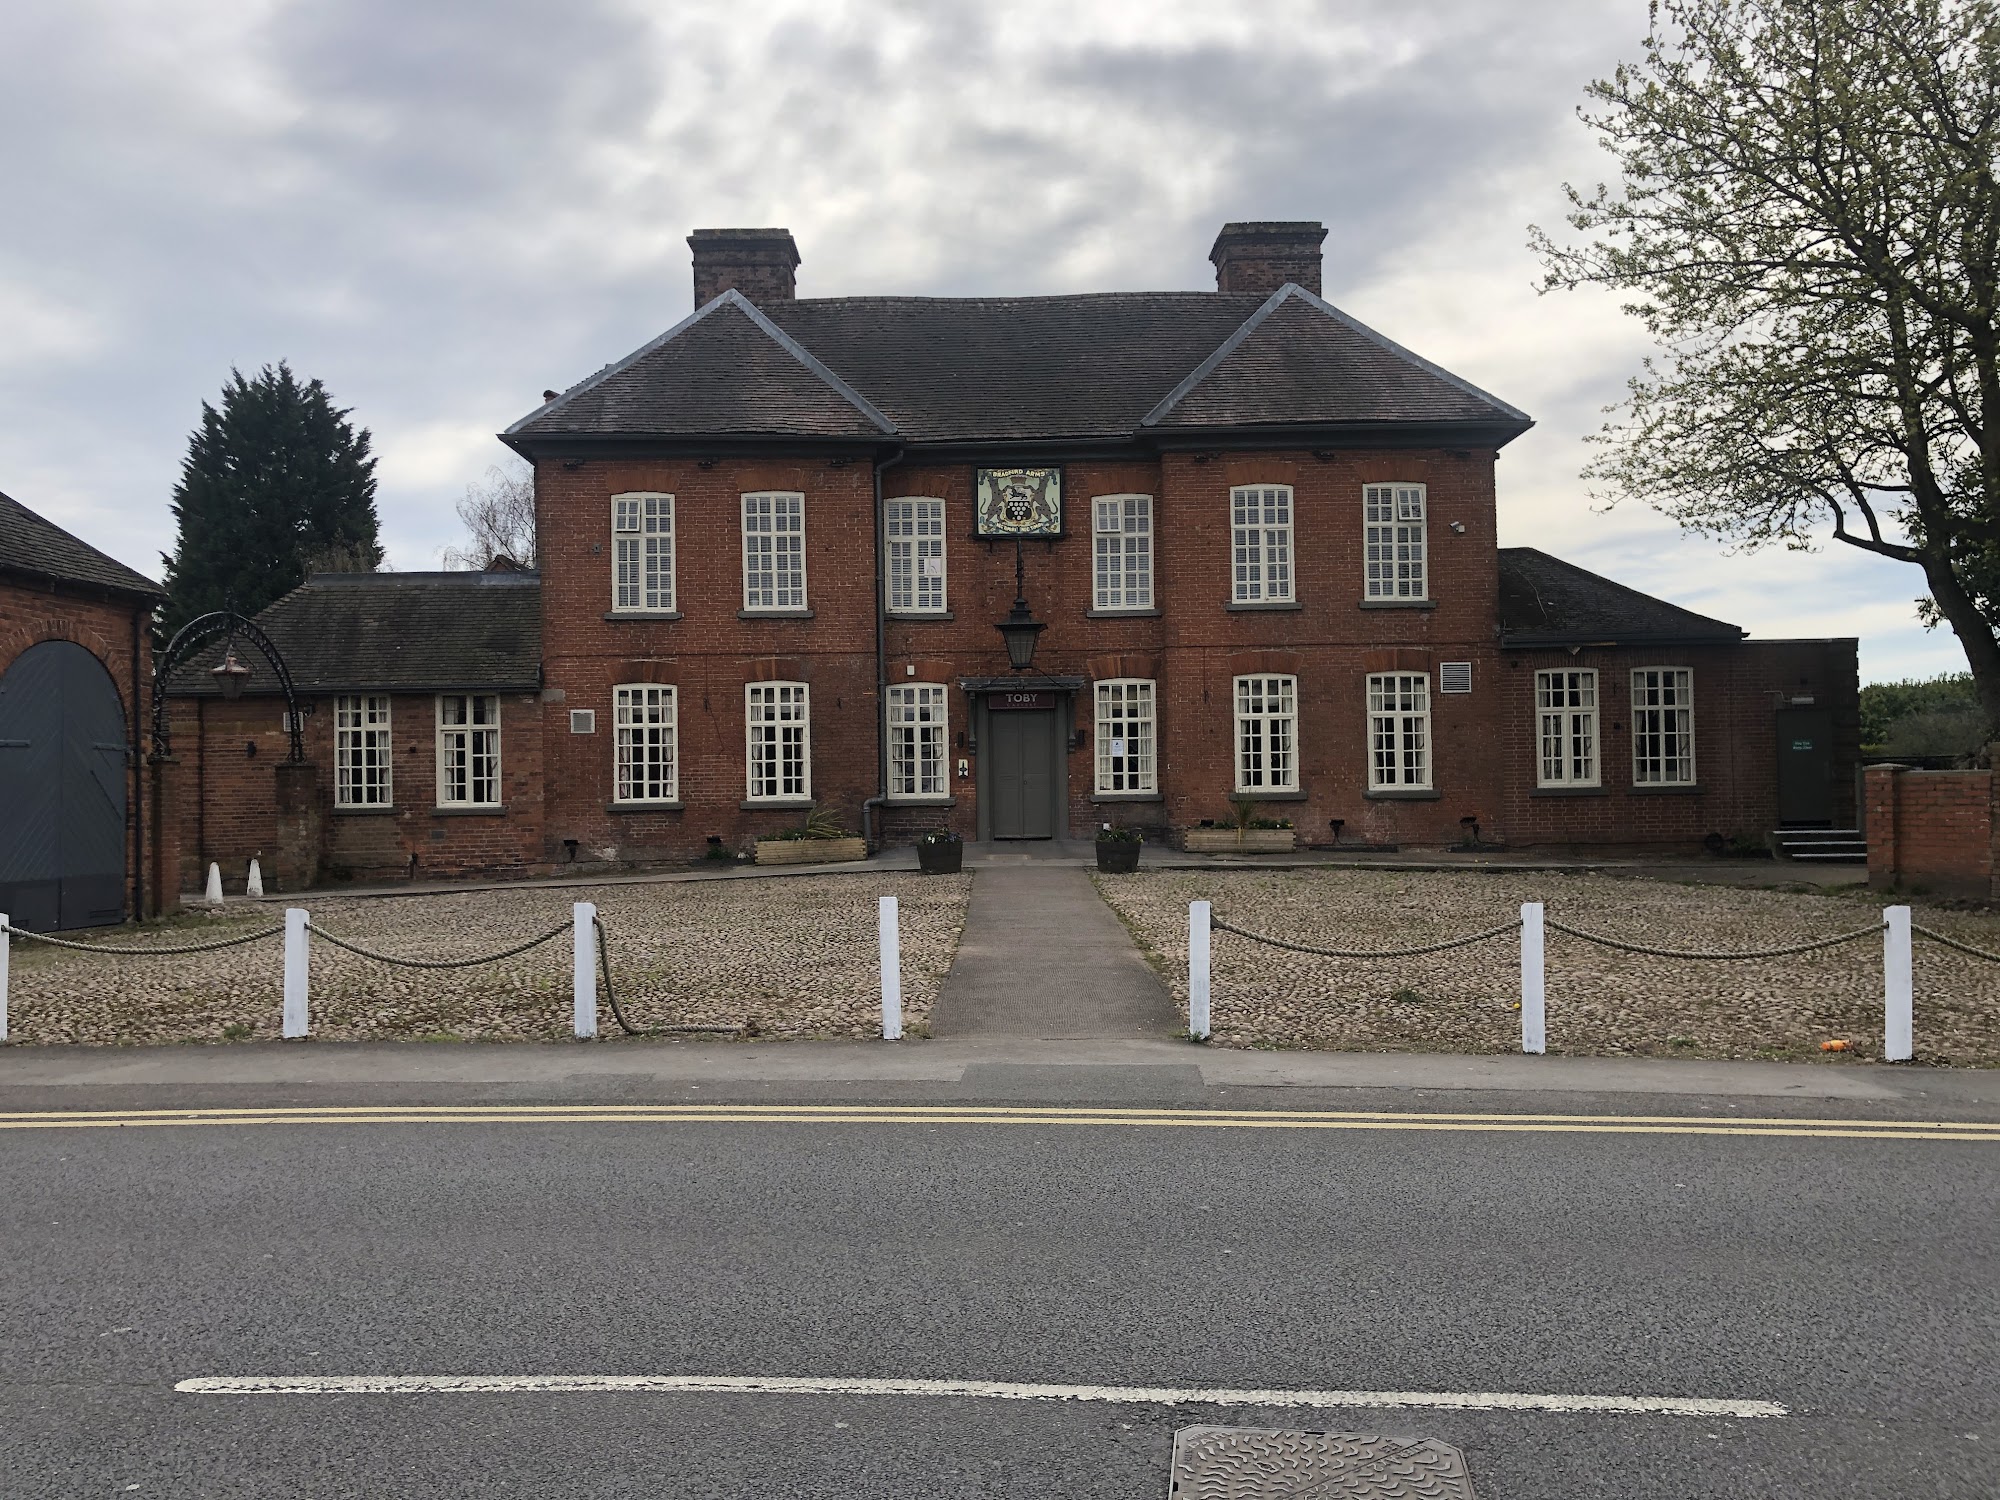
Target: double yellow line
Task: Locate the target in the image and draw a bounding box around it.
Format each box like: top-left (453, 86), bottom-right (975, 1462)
top-left (2, 1103), bottom-right (1997, 1141)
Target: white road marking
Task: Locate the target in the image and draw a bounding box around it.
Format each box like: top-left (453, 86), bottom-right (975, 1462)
top-left (172, 1374), bottom-right (1786, 1418)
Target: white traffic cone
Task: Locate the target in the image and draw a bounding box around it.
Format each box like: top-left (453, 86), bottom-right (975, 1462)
top-left (246, 858), bottom-right (264, 899)
top-left (205, 862), bottom-right (224, 906)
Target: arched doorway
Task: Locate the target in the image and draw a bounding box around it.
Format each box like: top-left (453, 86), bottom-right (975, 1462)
top-left (0, 640), bottom-right (128, 930)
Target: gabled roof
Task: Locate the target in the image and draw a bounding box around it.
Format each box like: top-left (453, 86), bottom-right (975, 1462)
top-left (1497, 548), bottom-right (1745, 646)
top-left (170, 571), bottom-right (541, 695)
top-left (506, 285), bottom-right (1531, 448)
top-left (0, 489), bottom-right (164, 600)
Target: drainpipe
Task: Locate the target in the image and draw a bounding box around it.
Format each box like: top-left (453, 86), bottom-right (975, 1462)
top-left (130, 601), bottom-right (145, 922)
top-left (863, 444), bottom-right (907, 853)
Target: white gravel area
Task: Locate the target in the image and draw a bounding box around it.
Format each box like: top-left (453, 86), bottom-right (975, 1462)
top-left (1094, 869), bottom-right (2000, 1066)
top-left (4, 873), bottom-right (971, 1045)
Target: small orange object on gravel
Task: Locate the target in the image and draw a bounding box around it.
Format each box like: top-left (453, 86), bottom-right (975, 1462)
top-left (1821, 1039), bottom-right (1851, 1052)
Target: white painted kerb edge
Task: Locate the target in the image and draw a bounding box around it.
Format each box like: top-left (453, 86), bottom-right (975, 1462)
top-left (172, 1373), bottom-right (1787, 1418)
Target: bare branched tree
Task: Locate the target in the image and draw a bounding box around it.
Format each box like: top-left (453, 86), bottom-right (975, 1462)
top-left (443, 459), bottom-right (536, 569)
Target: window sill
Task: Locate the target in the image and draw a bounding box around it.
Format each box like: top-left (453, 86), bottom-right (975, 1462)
top-left (1365, 787), bottom-right (1441, 800)
top-left (1225, 600), bottom-right (1303, 612)
top-left (886, 795), bottom-right (957, 808)
top-left (333, 805), bottom-right (397, 816)
top-left (607, 800), bottom-right (684, 813)
top-left (738, 608), bottom-right (815, 621)
top-left (1359, 599), bottom-right (1436, 611)
top-left (603, 609), bottom-right (681, 621)
top-left (741, 798), bottom-right (815, 811)
top-left (1091, 791), bottom-right (1164, 803)
top-left (1085, 607), bottom-right (1161, 619)
top-left (1233, 787), bottom-right (1308, 801)
top-left (1531, 786), bottom-right (1607, 798)
top-left (886, 611), bottom-right (954, 622)
top-left (1631, 783), bottom-right (1703, 795)
top-left (432, 804), bottom-right (508, 817)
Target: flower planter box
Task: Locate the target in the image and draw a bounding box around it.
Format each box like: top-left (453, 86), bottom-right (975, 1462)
top-left (917, 840), bottom-right (963, 874)
top-left (754, 835), bottom-right (868, 866)
top-left (1095, 840), bottom-right (1142, 874)
top-left (1180, 827), bottom-right (1296, 854)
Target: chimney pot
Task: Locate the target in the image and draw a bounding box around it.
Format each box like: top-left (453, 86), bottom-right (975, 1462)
top-left (689, 227), bottom-right (801, 307)
top-left (1209, 220), bottom-right (1326, 297)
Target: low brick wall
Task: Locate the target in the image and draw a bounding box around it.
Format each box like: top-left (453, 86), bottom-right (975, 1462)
top-left (1866, 762), bottom-right (1997, 899)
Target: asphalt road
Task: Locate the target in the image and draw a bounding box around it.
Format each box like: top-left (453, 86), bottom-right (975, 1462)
top-left (3, 1067), bottom-right (1997, 1498)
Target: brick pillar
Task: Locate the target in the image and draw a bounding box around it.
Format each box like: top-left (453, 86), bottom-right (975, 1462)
top-left (147, 754), bottom-right (182, 917)
top-left (271, 761), bottom-right (322, 892)
top-left (1864, 762), bottom-right (1905, 892)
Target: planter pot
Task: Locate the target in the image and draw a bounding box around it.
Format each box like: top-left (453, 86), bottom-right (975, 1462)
top-left (754, 835), bottom-right (868, 866)
top-left (1180, 827), bottom-right (1296, 854)
top-left (917, 840), bottom-right (963, 874)
top-left (1095, 840), bottom-right (1142, 874)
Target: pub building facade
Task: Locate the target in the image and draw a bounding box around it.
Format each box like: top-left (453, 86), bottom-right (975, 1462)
top-left (167, 222), bottom-right (1859, 887)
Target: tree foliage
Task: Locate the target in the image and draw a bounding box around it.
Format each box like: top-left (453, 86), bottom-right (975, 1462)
top-left (442, 460), bottom-right (535, 570)
top-left (1533, 0), bottom-right (2000, 732)
top-left (160, 363), bottom-right (382, 640)
top-left (1859, 670), bottom-right (1982, 745)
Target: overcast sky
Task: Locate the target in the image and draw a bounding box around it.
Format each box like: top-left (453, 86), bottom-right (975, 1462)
top-left (0, 0), bottom-right (1962, 683)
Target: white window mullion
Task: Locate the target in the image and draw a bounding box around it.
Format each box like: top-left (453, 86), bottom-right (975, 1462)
top-left (746, 681), bottom-right (812, 800)
top-left (1632, 668), bottom-right (1695, 785)
top-left (886, 498), bottom-right (947, 614)
top-left (614, 685), bottom-right (678, 803)
top-left (335, 694), bottom-right (393, 808)
top-left (1535, 669), bottom-right (1599, 788)
top-left (1367, 673), bottom-right (1431, 790)
top-left (611, 494), bottom-right (674, 612)
top-left (1233, 675), bottom-right (1298, 792)
top-left (1092, 495), bottom-right (1154, 610)
top-left (887, 683), bottom-right (949, 798)
top-left (1094, 679), bottom-right (1157, 793)
top-left (1364, 484), bottom-right (1427, 600)
top-left (1230, 487), bottom-right (1293, 604)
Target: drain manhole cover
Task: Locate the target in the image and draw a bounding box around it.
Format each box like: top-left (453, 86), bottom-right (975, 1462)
top-left (1169, 1425), bottom-right (1476, 1498)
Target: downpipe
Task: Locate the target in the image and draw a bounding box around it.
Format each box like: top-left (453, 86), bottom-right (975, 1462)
top-left (864, 444), bottom-right (907, 853)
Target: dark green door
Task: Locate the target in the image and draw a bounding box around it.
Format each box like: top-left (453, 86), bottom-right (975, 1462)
top-left (989, 709), bottom-right (1057, 839)
top-left (1775, 707), bottom-right (1835, 826)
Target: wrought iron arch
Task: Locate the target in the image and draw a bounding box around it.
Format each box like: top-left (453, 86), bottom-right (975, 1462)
top-left (151, 611), bottom-right (307, 762)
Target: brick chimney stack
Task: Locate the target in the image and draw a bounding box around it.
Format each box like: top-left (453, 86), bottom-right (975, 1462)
top-left (689, 228), bottom-right (801, 306)
top-left (1208, 221), bottom-right (1327, 297)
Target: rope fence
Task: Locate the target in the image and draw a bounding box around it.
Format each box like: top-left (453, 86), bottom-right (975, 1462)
top-left (1542, 918), bottom-right (1885, 962)
top-left (308, 920), bottom-right (572, 970)
top-left (1911, 923), bottom-right (2000, 964)
top-left (5, 923), bottom-right (285, 956)
top-left (1208, 914), bottom-right (1520, 961)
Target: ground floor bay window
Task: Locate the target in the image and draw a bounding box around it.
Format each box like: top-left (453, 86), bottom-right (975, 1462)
top-left (1367, 673), bottom-right (1431, 790)
top-left (746, 682), bottom-right (811, 801)
top-left (887, 683), bottom-right (948, 799)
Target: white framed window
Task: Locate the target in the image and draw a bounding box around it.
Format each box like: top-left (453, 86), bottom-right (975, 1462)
top-left (746, 681), bottom-right (811, 800)
top-left (1233, 675), bottom-right (1298, 792)
top-left (611, 493), bottom-right (675, 612)
top-left (1363, 483), bottom-right (1427, 600)
top-left (885, 497), bottom-right (947, 614)
top-left (1094, 679), bottom-right (1157, 794)
top-left (1632, 667), bottom-right (1696, 785)
top-left (334, 695), bottom-right (392, 807)
top-left (435, 694), bottom-right (501, 807)
top-left (887, 683), bottom-right (949, 798)
top-left (1093, 494), bottom-right (1154, 610)
top-left (742, 491), bottom-right (807, 610)
top-left (613, 685), bottom-right (678, 803)
top-left (1230, 485), bottom-right (1294, 603)
top-left (1367, 673), bottom-right (1432, 789)
top-left (1536, 670), bottom-right (1599, 788)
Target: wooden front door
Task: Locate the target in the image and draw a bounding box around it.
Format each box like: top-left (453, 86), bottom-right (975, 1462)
top-left (988, 708), bottom-right (1058, 839)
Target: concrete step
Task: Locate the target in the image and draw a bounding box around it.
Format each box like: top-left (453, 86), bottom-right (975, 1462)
top-left (1775, 829), bottom-right (1866, 863)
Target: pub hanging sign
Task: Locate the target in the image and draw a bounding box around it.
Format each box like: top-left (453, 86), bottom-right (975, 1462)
top-left (975, 466), bottom-right (1062, 538)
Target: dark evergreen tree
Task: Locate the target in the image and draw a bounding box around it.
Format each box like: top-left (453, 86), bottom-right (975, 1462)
top-left (160, 363), bottom-right (382, 641)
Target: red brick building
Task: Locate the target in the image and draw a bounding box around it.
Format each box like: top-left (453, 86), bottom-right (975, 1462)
top-left (164, 220), bottom-right (1859, 887)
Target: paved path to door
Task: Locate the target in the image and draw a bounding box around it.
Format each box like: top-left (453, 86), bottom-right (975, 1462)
top-left (929, 863), bottom-right (1182, 1039)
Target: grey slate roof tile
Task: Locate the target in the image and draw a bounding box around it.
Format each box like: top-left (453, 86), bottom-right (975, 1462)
top-left (0, 489), bottom-right (164, 599)
top-left (1498, 547), bottom-right (1744, 644)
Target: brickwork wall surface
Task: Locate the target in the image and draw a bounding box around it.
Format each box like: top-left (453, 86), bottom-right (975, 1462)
top-left (1866, 765), bottom-right (1996, 898)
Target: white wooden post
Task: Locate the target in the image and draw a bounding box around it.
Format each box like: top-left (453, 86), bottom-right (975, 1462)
top-left (0, 913), bottom-right (10, 1044)
top-left (1188, 900), bottom-right (1212, 1041)
top-left (572, 902), bottom-right (598, 1039)
top-left (282, 908), bottom-right (310, 1039)
top-left (1883, 904), bottom-right (1913, 1062)
top-left (1520, 902), bottom-right (1546, 1055)
top-left (879, 895), bottom-right (903, 1040)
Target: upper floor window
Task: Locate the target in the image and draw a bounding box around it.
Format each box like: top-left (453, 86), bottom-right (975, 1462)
top-left (613, 684), bottom-right (678, 803)
top-left (1094, 679), bottom-right (1157, 794)
top-left (334, 695), bottom-right (392, 808)
top-left (742, 491), bottom-right (807, 611)
top-left (885, 498), bottom-right (947, 614)
top-left (1363, 483), bottom-right (1427, 600)
top-left (1536, 669), bottom-right (1599, 788)
top-left (1233, 674), bottom-right (1298, 792)
top-left (746, 681), bottom-right (811, 800)
top-left (436, 694), bottom-right (501, 807)
top-left (1230, 486), bottom-right (1293, 603)
top-left (611, 493), bottom-right (675, 612)
top-left (1367, 672), bottom-right (1432, 789)
top-left (1632, 668), bottom-right (1695, 785)
top-left (886, 683), bottom-right (949, 798)
top-left (1093, 494), bottom-right (1154, 611)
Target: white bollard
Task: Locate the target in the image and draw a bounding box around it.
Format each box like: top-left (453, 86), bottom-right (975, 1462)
top-left (282, 908), bottom-right (310, 1039)
top-left (0, 913), bottom-right (9, 1044)
top-left (1883, 905), bottom-right (1913, 1062)
top-left (204, 862), bottom-right (224, 905)
top-left (879, 895), bottom-right (903, 1040)
top-left (1188, 900), bottom-right (1212, 1041)
top-left (572, 902), bottom-right (598, 1039)
top-left (1520, 902), bottom-right (1546, 1055)
top-left (247, 859), bottom-right (265, 899)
